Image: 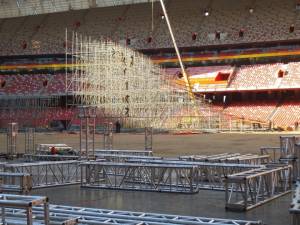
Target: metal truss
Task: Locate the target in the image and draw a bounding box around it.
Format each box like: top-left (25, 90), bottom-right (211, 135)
top-left (0, 194), bottom-right (49, 225)
top-left (290, 181), bottom-right (300, 225)
top-left (1, 201), bottom-right (262, 225)
top-left (94, 149), bottom-right (153, 156)
top-left (25, 128), bottom-right (35, 155)
top-left (261, 135), bottom-right (300, 181)
top-left (82, 159), bottom-right (260, 191)
top-left (125, 159), bottom-right (261, 190)
top-left (179, 153), bottom-right (270, 165)
top-left (144, 127), bottom-right (153, 151)
top-left (81, 161), bottom-right (199, 193)
top-left (280, 136), bottom-right (300, 159)
top-left (79, 106), bottom-right (96, 159)
top-left (95, 154), bottom-right (162, 163)
top-left (0, 172), bottom-right (32, 194)
top-left (7, 122), bottom-right (18, 156)
top-left (3, 161), bottom-right (83, 188)
top-left (103, 122), bottom-right (113, 150)
top-left (225, 165), bottom-right (292, 211)
top-left (24, 154), bottom-right (80, 161)
top-left (260, 147), bottom-right (281, 162)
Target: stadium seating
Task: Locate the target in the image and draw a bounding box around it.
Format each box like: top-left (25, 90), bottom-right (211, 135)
top-left (0, 108), bottom-right (75, 127)
top-left (222, 102), bottom-right (277, 122)
top-left (0, 73), bottom-right (65, 95)
top-left (228, 64), bottom-right (282, 89)
top-left (0, 0), bottom-right (298, 55)
top-left (271, 101), bottom-right (300, 128)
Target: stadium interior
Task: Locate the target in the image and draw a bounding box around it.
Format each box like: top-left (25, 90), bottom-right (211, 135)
top-left (1, 0), bottom-right (300, 131)
top-left (1, 1), bottom-right (300, 225)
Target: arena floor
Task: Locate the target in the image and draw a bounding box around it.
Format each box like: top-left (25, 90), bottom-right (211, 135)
top-left (0, 131), bottom-right (291, 155)
top-left (0, 131), bottom-right (294, 224)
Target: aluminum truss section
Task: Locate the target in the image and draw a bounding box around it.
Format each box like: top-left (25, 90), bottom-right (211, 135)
top-left (81, 161), bottom-right (199, 193)
top-left (260, 147), bottom-right (281, 162)
top-left (145, 127), bottom-right (153, 151)
top-left (103, 122), bottom-right (113, 150)
top-left (280, 136), bottom-right (300, 159)
top-left (3, 161), bottom-right (83, 188)
top-left (25, 128), bottom-right (35, 154)
top-left (0, 194), bottom-right (49, 225)
top-left (261, 136), bottom-right (300, 181)
top-left (94, 149), bottom-right (153, 156)
top-left (179, 153), bottom-right (270, 165)
top-left (24, 154), bottom-right (80, 161)
top-left (95, 154), bottom-right (162, 163)
top-left (79, 106), bottom-right (96, 159)
top-left (0, 172), bottom-right (32, 194)
top-left (126, 159), bottom-right (262, 190)
top-left (7, 122), bottom-right (18, 157)
top-left (225, 165), bottom-right (292, 211)
top-left (290, 181), bottom-right (300, 225)
top-left (1, 202), bottom-right (262, 225)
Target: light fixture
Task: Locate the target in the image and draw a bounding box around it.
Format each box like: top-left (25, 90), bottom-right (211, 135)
top-left (204, 10), bottom-right (210, 17)
top-left (249, 8), bottom-right (254, 14)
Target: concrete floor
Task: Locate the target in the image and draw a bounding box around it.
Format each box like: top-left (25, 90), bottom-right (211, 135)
top-left (33, 185), bottom-right (292, 225)
top-left (1, 132), bottom-right (294, 224)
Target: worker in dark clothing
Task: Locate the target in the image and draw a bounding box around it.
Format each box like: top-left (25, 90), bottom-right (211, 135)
top-left (115, 121), bottom-right (121, 133)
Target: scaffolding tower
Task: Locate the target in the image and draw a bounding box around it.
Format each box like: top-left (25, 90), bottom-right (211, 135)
top-left (7, 122), bottom-right (18, 156)
top-left (25, 128), bottom-right (35, 154)
top-left (103, 122), bottom-right (113, 150)
top-left (66, 32), bottom-right (202, 129)
top-left (79, 106), bottom-right (96, 159)
top-left (145, 127), bottom-right (153, 151)
top-left (65, 31), bottom-right (263, 131)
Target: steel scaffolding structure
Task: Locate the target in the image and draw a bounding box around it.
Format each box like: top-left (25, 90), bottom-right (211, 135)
top-left (66, 31), bottom-right (221, 130)
top-left (0, 201), bottom-right (262, 225)
top-left (81, 161), bottom-right (199, 193)
top-left (225, 165), bottom-right (292, 211)
top-left (79, 106), bottom-right (96, 159)
top-left (3, 161), bottom-right (83, 188)
top-left (25, 128), bottom-right (35, 154)
top-left (6, 122), bottom-right (18, 156)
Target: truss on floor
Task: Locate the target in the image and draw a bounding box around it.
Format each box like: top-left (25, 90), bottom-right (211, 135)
top-left (3, 161), bottom-right (83, 188)
top-left (225, 165), bottom-right (292, 211)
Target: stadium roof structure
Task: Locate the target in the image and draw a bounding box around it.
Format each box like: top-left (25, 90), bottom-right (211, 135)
top-left (0, 0), bottom-right (157, 19)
